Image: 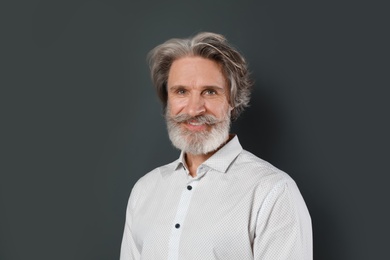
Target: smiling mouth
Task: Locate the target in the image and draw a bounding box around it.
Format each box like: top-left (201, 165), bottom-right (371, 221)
top-left (184, 121), bottom-right (208, 131)
top-left (188, 121), bottom-right (204, 126)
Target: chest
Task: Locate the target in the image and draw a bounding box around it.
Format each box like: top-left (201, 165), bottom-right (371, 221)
top-left (132, 175), bottom-right (261, 258)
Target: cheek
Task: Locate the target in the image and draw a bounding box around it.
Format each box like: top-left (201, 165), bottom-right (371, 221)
top-left (167, 98), bottom-right (186, 115)
top-left (206, 99), bottom-right (230, 117)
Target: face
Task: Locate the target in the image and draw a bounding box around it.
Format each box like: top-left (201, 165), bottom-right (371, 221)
top-left (165, 56), bottom-right (232, 155)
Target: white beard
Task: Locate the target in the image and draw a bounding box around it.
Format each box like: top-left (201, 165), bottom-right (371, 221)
top-left (165, 108), bottom-right (231, 155)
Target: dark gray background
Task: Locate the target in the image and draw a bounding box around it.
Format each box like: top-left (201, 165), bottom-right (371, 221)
top-left (1, 0), bottom-right (389, 259)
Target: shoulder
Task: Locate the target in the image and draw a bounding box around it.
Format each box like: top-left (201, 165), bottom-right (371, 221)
top-left (131, 160), bottom-right (178, 192)
top-left (234, 150), bottom-right (311, 219)
top-left (233, 149), bottom-right (292, 182)
top-left (227, 149), bottom-right (302, 200)
top-left (126, 159), bottom-right (178, 209)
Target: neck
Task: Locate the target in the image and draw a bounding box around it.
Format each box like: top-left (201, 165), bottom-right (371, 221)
top-left (185, 152), bottom-right (214, 177)
top-left (184, 134), bottom-right (233, 177)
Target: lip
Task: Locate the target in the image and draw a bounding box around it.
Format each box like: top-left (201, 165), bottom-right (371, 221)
top-left (183, 121), bottom-right (208, 131)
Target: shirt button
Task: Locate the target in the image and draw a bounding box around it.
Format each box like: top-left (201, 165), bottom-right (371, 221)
top-left (175, 223), bottom-right (180, 229)
top-left (187, 185), bottom-right (192, 190)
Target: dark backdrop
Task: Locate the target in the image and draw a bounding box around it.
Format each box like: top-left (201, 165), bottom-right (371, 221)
top-left (1, 0), bottom-right (389, 259)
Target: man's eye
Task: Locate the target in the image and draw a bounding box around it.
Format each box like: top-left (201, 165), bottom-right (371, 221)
top-left (177, 89), bottom-right (186, 94)
top-left (204, 89), bottom-right (217, 95)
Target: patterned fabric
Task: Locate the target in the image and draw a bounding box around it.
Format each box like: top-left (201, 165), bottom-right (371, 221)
top-left (120, 136), bottom-right (312, 259)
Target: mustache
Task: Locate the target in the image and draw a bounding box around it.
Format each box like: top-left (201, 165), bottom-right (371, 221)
top-left (168, 113), bottom-right (220, 125)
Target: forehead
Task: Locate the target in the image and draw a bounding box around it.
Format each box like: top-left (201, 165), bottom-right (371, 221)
top-left (167, 56), bottom-right (227, 89)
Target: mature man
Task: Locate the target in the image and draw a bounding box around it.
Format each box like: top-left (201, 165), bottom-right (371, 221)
top-left (120, 32), bottom-right (312, 260)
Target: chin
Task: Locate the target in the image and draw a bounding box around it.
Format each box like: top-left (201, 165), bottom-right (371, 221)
top-left (171, 128), bottom-right (229, 155)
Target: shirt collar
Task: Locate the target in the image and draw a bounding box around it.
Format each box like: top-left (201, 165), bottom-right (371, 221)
top-left (174, 135), bottom-right (243, 174)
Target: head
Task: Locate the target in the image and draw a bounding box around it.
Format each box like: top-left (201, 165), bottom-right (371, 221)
top-left (147, 32), bottom-right (253, 155)
top-left (148, 32), bottom-right (253, 121)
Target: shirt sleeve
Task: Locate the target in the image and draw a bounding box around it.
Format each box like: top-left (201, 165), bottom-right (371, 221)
top-left (120, 184), bottom-right (141, 260)
top-left (253, 180), bottom-right (312, 260)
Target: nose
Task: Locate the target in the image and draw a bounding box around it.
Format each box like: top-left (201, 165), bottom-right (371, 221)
top-left (185, 94), bottom-right (206, 117)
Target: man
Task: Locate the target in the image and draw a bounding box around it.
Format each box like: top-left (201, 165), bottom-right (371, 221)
top-left (120, 32), bottom-right (312, 260)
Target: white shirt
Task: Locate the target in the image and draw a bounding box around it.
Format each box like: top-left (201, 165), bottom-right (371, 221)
top-left (120, 136), bottom-right (312, 259)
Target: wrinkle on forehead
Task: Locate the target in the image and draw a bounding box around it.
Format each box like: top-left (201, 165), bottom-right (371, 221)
top-left (167, 56), bottom-right (228, 92)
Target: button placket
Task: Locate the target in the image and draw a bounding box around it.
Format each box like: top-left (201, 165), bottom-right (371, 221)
top-left (167, 180), bottom-right (199, 260)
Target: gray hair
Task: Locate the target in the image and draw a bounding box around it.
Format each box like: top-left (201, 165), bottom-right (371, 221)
top-left (147, 32), bottom-right (253, 120)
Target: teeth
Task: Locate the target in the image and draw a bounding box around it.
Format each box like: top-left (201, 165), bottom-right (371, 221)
top-left (188, 121), bottom-right (203, 126)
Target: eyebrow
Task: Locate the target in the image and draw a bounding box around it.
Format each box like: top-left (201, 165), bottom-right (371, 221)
top-left (168, 85), bottom-right (225, 91)
top-left (168, 85), bottom-right (185, 91)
